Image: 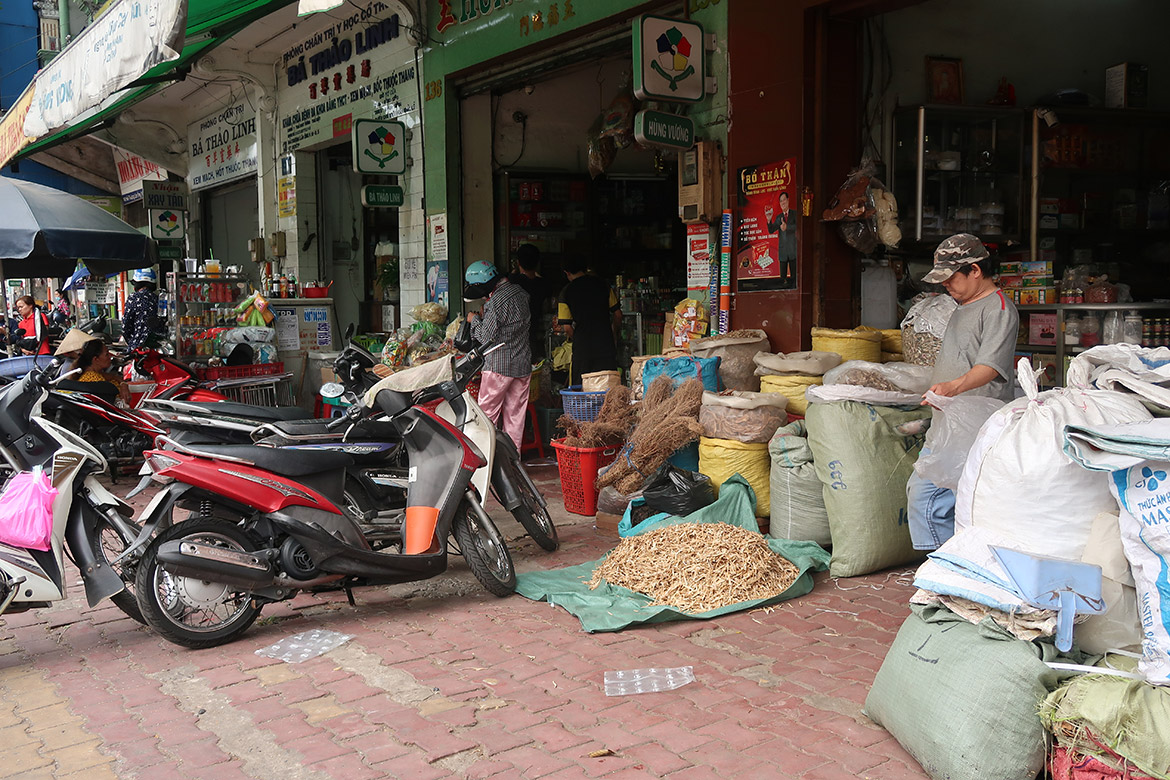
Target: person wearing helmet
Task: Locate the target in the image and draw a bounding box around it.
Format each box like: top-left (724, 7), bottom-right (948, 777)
top-left (906, 234), bottom-right (1018, 551)
top-left (465, 259), bottom-right (532, 452)
top-left (122, 268), bottom-right (165, 349)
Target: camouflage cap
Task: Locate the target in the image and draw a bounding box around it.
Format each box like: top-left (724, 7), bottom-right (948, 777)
top-left (922, 233), bottom-right (990, 284)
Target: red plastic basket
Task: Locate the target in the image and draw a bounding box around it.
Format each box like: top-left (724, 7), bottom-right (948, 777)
top-left (195, 362), bottom-right (285, 381)
top-left (550, 439), bottom-right (621, 516)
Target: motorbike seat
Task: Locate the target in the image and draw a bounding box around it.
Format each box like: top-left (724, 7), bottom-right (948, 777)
top-left (184, 443), bottom-right (353, 476)
top-left (182, 401), bottom-right (311, 422)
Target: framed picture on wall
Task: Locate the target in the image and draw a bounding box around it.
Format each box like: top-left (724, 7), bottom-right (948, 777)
top-left (926, 56), bottom-right (965, 104)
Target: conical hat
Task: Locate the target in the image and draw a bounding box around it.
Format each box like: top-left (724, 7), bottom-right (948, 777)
top-left (54, 328), bottom-right (99, 356)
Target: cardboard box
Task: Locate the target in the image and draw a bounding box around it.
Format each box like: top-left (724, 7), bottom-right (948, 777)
top-left (595, 511), bottom-right (621, 538)
top-left (999, 261), bottom-right (1022, 276)
top-left (1039, 197), bottom-right (1060, 215)
top-left (1060, 213), bottom-right (1081, 229)
top-left (1040, 215), bottom-right (1059, 230)
top-left (1022, 275), bottom-right (1055, 288)
top-left (1020, 261), bottom-right (1053, 276)
top-left (1028, 312), bottom-right (1059, 346)
top-left (1019, 287), bottom-right (1057, 305)
top-left (998, 275), bottom-right (1023, 289)
top-left (1105, 62), bottom-right (1149, 109)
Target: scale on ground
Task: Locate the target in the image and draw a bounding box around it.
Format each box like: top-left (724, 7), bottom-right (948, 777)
top-left (990, 546), bottom-right (1107, 652)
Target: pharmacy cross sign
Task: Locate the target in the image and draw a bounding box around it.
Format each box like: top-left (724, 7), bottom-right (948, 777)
top-left (632, 15), bottom-right (706, 103)
top-left (352, 118), bottom-right (408, 175)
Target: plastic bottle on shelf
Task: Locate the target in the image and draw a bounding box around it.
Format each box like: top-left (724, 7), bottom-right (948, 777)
top-left (1123, 312), bottom-right (1143, 345)
top-left (279, 274), bottom-right (289, 298)
top-left (289, 275), bottom-right (298, 298)
top-left (1103, 310), bottom-right (1124, 344)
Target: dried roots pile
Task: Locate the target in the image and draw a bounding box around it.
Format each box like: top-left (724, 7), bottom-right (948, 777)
top-left (595, 376), bottom-right (704, 494)
top-left (588, 523), bottom-right (800, 612)
top-left (559, 385), bottom-right (636, 448)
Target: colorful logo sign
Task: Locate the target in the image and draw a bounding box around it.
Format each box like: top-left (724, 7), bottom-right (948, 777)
top-left (352, 118), bottom-right (407, 175)
top-left (149, 208), bottom-right (185, 240)
top-left (633, 15), bottom-right (706, 103)
top-left (653, 27), bottom-right (694, 92)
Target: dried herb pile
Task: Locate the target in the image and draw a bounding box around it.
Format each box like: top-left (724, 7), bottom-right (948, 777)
top-left (588, 523), bottom-right (800, 612)
top-left (559, 385), bottom-right (637, 448)
top-left (595, 376), bottom-right (704, 494)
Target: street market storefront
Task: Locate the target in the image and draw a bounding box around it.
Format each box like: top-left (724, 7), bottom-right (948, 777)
top-left (421, 0), bottom-right (730, 364)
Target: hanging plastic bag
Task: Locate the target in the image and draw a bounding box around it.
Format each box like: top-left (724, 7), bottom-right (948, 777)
top-left (587, 113), bottom-right (617, 179)
top-left (0, 468), bottom-right (58, 551)
top-left (913, 391), bottom-right (1007, 491)
top-left (641, 464), bottom-right (716, 517)
top-left (600, 87), bottom-right (636, 149)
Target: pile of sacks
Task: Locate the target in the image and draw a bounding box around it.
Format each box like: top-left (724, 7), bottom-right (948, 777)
top-left (866, 349), bottom-right (1170, 780)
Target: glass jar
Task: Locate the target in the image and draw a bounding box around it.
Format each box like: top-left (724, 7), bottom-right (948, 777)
top-left (1103, 310), bottom-right (1124, 344)
top-left (1079, 314), bottom-right (1101, 348)
top-left (1065, 316), bottom-right (1082, 346)
top-left (1123, 312), bottom-right (1143, 345)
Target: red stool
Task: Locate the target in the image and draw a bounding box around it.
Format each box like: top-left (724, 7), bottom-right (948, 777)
top-left (520, 402), bottom-right (544, 459)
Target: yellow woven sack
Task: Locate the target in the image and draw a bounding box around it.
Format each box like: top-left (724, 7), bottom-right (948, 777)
top-left (810, 327), bottom-right (882, 363)
top-left (760, 374), bottom-right (823, 416)
top-left (699, 436), bottom-right (771, 516)
top-left (858, 325), bottom-right (903, 355)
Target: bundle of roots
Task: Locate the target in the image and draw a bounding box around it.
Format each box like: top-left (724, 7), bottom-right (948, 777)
top-left (559, 385), bottom-right (636, 448)
top-left (595, 376), bottom-right (704, 495)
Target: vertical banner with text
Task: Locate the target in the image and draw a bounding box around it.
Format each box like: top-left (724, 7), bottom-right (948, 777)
top-left (736, 158), bottom-right (797, 292)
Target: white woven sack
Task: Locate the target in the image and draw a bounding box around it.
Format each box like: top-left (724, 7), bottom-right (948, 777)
top-left (753, 350), bottom-right (841, 377)
top-left (954, 358), bottom-right (1151, 562)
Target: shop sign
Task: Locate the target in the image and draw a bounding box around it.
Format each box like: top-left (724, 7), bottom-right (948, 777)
top-left (79, 195), bottom-right (123, 217)
top-left (736, 158), bottom-right (798, 293)
top-left (157, 243), bottom-right (183, 260)
top-left (352, 118), bottom-right (407, 174)
top-left (6, 280), bottom-right (23, 288)
top-left (0, 85), bottom-right (35, 170)
top-left (361, 184), bottom-right (404, 208)
top-left (686, 222), bottom-right (713, 295)
top-left (427, 212), bottom-right (449, 310)
top-left (149, 209), bottom-right (186, 240)
top-left (632, 15), bottom-right (705, 103)
top-left (633, 110), bottom-right (694, 151)
top-left (188, 99), bottom-right (259, 192)
top-left (84, 278), bottom-right (118, 305)
top-left (113, 147), bottom-right (166, 205)
top-left (142, 179), bottom-right (189, 211)
top-left (23, 0), bottom-right (186, 138)
top-left (278, 176), bottom-right (297, 217)
top-left (278, 8), bottom-right (417, 156)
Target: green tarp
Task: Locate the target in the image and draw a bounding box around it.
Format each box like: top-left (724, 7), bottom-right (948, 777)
top-left (515, 475), bottom-right (830, 632)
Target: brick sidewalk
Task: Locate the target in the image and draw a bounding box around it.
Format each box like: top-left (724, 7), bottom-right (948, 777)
top-left (0, 461), bottom-right (930, 779)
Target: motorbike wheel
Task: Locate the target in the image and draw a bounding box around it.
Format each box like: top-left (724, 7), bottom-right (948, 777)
top-left (135, 518), bottom-right (261, 649)
top-left (93, 513), bottom-right (145, 624)
top-left (452, 502), bottom-right (516, 597)
top-left (342, 475), bottom-right (376, 523)
top-left (502, 458), bottom-right (558, 552)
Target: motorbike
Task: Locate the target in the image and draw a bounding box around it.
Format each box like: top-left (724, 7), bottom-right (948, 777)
top-left (132, 340), bottom-right (518, 648)
top-left (251, 326), bottom-right (558, 551)
top-left (0, 360), bottom-right (162, 622)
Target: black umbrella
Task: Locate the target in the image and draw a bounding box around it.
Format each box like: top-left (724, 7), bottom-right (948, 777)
top-left (0, 176), bottom-right (157, 278)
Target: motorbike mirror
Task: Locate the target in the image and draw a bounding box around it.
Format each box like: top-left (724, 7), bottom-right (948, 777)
top-left (453, 318), bottom-right (475, 352)
top-left (320, 382), bottom-right (346, 399)
top-left (344, 323), bottom-right (356, 343)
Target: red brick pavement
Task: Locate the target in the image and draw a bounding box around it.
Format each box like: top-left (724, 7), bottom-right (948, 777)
top-left (0, 459), bottom-right (930, 779)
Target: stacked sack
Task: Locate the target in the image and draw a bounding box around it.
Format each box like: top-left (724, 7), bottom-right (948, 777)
top-left (900, 293), bottom-right (957, 367)
top-left (689, 329), bottom-right (771, 391)
top-left (696, 389), bottom-right (788, 519)
top-left (755, 350), bottom-right (841, 417)
top-left (768, 420), bottom-right (831, 549)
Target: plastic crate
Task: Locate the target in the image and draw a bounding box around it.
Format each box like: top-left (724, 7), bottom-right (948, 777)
top-left (0, 355), bottom-right (54, 378)
top-left (218, 379), bottom-right (295, 406)
top-left (560, 387), bottom-right (606, 422)
top-left (194, 362), bottom-right (285, 381)
top-left (551, 439), bottom-right (621, 516)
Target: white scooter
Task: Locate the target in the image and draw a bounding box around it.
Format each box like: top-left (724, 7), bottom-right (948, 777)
top-left (0, 361), bottom-right (167, 622)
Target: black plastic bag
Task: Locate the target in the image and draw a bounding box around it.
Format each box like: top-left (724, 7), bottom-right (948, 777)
top-left (641, 464), bottom-right (716, 517)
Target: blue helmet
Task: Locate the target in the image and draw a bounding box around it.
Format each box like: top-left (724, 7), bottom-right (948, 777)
top-left (132, 268), bottom-right (157, 283)
top-left (465, 260), bottom-right (499, 286)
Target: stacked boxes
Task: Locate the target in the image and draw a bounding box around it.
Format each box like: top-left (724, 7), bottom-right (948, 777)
top-left (999, 260), bottom-right (1056, 304)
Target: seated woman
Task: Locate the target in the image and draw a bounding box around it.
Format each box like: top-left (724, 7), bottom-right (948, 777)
top-left (55, 329), bottom-right (130, 405)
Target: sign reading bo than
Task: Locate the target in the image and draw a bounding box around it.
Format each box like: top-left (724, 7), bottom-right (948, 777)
top-left (632, 15), bottom-right (706, 103)
top-left (352, 118), bottom-right (407, 174)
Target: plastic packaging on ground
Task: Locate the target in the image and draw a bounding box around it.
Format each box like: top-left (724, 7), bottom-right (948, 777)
top-left (604, 666), bottom-right (695, 696)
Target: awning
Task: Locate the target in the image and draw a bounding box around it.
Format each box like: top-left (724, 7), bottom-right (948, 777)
top-left (7, 0), bottom-right (298, 167)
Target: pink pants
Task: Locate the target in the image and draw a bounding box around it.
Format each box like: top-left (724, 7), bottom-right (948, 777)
top-left (477, 371), bottom-right (530, 453)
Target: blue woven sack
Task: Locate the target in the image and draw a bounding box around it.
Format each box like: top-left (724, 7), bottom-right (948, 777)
top-left (641, 355), bottom-right (720, 393)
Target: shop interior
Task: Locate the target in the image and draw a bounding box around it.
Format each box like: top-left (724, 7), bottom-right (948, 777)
top-left (461, 53), bottom-right (688, 372)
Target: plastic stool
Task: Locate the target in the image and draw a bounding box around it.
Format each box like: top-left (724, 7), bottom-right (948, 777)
top-left (521, 402), bottom-right (545, 459)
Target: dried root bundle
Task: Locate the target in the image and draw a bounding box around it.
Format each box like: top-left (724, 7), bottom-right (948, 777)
top-left (588, 523), bottom-right (800, 612)
top-left (561, 385), bottom-right (636, 448)
top-left (596, 377), bottom-right (705, 494)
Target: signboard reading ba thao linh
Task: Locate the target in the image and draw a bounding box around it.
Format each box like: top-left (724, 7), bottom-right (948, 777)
top-left (188, 97), bottom-right (259, 191)
top-left (277, 3), bottom-right (419, 155)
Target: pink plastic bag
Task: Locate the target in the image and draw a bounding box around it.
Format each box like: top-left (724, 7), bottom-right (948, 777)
top-left (0, 469), bottom-right (57, 551)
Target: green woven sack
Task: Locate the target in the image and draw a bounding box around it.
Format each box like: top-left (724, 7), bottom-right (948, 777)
top-left (865, 605), bottom-right (1084, 780)
top-left (805, 400), bottom-right (929, 577)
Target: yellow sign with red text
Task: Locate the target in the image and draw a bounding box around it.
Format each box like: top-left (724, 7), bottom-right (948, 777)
top-left (0, 85), bottom-right (36, 169)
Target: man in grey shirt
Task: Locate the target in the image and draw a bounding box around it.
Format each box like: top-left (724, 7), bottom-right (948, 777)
top-left (907, 234), bottom-right (1019, 550)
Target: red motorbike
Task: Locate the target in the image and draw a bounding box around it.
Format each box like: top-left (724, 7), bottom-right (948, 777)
top-left (132, 340), bottom-right (517, 649)
top-left (124, 349), bottom-right (230, 405)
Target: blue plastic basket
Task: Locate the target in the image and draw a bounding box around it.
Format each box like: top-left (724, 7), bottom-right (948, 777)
top-left (0, 355), bottom-right (54, 378)
top-left (560, 387), bottom-right (606, 422)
